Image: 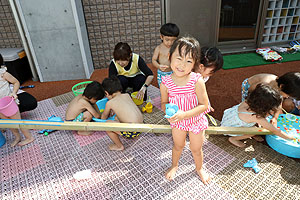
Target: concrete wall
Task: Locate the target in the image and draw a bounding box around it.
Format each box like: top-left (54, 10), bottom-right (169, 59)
top-left (166, 0), bottom-right (218, 47)
top-left (0, 0), bottom-right (162, 70)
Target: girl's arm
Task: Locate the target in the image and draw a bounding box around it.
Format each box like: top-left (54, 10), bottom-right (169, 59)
top-left (255, 117), bottom-right (294, 140)
top-left (3, 72), bottom-right (20, 99)
top-left (270, 108), bottom-right (280, 126)
top-left (160, 83), bottom-right (169, 113)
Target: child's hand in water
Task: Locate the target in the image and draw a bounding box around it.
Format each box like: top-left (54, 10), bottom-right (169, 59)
top-left (159, 65), bottom-right (169, 72)
top-left (168, 110), bottom-right (185, 123)
top-left (270, 117), bottom-right (278, 127)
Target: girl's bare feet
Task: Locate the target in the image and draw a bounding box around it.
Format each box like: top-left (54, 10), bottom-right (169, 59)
top-left (165, 166), bottom-right (178, 180)
top-left (196, 168), bottom-right (211, 185)
top-left (11, 137), bottom-right (21, 147)
top-left (228, 137), bottom-right (246, 148)
top-left (18, 138), bottom-right (35, 146)
top-left (253, 135), bottom-right (264, 142)
top-left (108, 143), bottom-right (124, 151)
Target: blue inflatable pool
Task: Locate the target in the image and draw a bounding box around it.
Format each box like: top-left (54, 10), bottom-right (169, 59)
top-left (266, 114), bottom-right (300, 158)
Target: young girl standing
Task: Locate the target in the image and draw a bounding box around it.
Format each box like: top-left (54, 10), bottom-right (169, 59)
top-left (0, 56), bottom-right (34, 147)
top-left (160, 37), bottom-right (211, 184)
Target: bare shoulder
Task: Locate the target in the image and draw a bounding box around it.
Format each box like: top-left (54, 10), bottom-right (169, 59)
top-left (250, 73), bottom-right (277, 82)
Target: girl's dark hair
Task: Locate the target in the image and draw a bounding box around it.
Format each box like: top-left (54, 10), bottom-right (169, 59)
top-left (246, 84), bottom-right (282, 118)
top-left (102, 76), bottom-right (123, 95)
top-left (200, 47), bottom-right (223, 73)
top-left (113, 42), bottom-right (132, 61)
top-left (169, 36), bottom-right (201, 69)
top-left (0, 54), bottom-right (4, 65)
top-left (277, 72), bottom-right (300, 100)
top-left (83, 81), bottom-right (105, 100)
top-left (160, 23), bottom-right (180, 37)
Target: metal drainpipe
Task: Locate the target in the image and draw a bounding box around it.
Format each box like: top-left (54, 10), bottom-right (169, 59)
top-left (8, 0), bottom-right (39, 81)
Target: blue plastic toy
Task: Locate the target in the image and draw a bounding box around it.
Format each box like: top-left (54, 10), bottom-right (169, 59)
top-left (93, 114), bottom-right (116, 122)
top-left (165, 103), bottom-right (179, 118)
top-left (96, 98), bottom-right (108, 113)
top-left (243, 158), bottom-right (261, 173)
top-left (91, 97), bottom-right (117, 122)
top-left (20, 85), bottom-right (35, 89)
top-left (266, 114), bottom-right (300, 158)
top-left (39, 115), bottom-right (63, 136)
top-left (0, 131), bottom-right (6, 147)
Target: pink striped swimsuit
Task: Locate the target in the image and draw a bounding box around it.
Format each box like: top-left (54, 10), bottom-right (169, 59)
top-left (162, 72), bottom-right (208, 134)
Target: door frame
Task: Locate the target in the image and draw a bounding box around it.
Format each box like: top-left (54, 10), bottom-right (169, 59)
top-left (215, 0), bottom-right (267, 52)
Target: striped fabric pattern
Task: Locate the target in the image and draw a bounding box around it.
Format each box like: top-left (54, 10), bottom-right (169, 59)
top-left (162, 72), bottom-right (208, 134)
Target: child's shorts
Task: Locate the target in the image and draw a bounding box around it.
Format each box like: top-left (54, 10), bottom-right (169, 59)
top-left (72, 113), bottom-right (84, 122)
top-left (157, 69), bottom-right (173, 87)
top-left (241, 78), bottom-right (250, 102)
top-left (120, 131), bottom-right (141, 138)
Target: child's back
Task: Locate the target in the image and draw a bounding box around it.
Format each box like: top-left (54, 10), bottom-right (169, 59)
top-left (247, 73), bottom-right (278, 92)
top-left (65, 81), bottom-right (104, 135)
top-left (66, 95), bottom-right (92, 120)
top-left (106, 93), bottom-right (143, 123)
top-left (101, 76), bottom-right (144, 151)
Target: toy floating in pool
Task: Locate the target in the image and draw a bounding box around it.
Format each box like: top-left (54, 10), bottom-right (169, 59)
top-left (164, 103), bottom-right (178, 118)
top-left (266, 114), bottom-right (300, 158)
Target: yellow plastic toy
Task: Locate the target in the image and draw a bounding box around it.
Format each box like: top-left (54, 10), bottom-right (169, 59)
top-left (131, 91), bottom-right (144, 105)
top-left (142, 102), bottom-right (153, 113)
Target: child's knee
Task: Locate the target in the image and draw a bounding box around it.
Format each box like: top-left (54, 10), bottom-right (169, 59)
top-left (83, 111), bottom-right (92, 121)
top-left (174, 143), bottom-right (185, 151)
top-left (189, 144), bottom-right (202, 153)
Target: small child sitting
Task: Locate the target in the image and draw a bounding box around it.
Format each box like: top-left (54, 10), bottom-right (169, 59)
top-left (101, 76), bottom-right (143, 151)
top-left (221, 84), bottom-right (295, 148)
top-left (195, 47), bottom-right (223, 83)
top-left (283, 98), bottom-right (300, 115)
top-left (194, 47), bottom-right (223, 113)
top-left (66, 81), bottom-right (104, 135)
top-left (152, 23), bottom-right (179, 86)
top-left (241, 72), bottom-right (300, 125)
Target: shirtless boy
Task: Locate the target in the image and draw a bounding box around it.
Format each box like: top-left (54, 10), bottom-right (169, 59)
top-left (101, 76), bottom-right (143, 151)
top-left (152, 23), bottom-right (179, 86)
top-left (66, 81), bottom-right (104, 135)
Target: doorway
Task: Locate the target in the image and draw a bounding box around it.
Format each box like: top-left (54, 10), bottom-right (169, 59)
top-left (217, 0), bottom-right (263, 51)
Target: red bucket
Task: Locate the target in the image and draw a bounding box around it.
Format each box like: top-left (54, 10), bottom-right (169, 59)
top-left (0, 96), bottom-right (18, 117)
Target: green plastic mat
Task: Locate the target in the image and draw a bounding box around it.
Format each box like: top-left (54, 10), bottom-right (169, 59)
top-left (223, 52), bottom-right (300, 69)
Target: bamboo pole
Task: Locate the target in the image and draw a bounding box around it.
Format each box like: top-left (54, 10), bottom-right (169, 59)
top-left (0, 119), bottom-right (273, 135)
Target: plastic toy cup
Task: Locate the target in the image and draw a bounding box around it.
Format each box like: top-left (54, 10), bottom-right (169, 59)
top-left (0, 96), bottom-right (18, 117)
top-left (131, 91), bottom-right (143, 106)
top-left (0, 131), bottom-right (6, 147)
